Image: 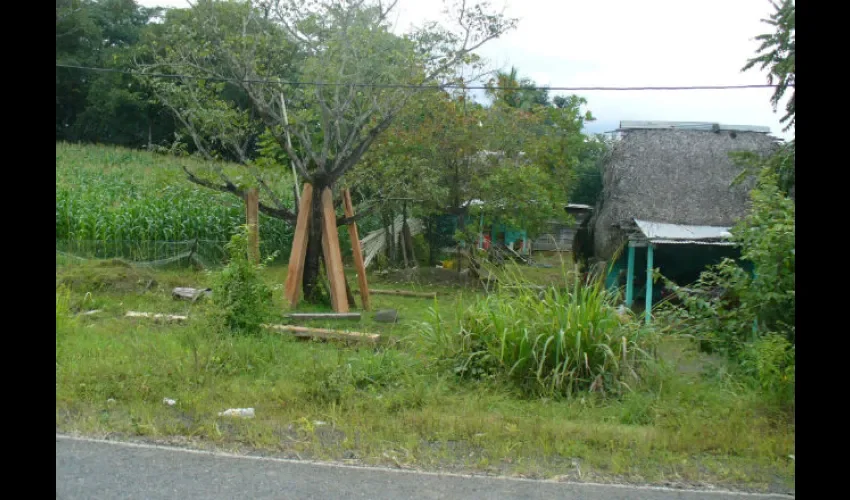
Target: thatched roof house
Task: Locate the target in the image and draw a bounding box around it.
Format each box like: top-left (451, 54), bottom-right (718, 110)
top-left (573, 120), bottom-right (780, 321)
top-left (580, 120), bottom-right (779, 263)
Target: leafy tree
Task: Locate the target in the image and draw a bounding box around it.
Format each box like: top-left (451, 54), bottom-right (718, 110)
top-left (56, 0), bottom-right (175, 147)
top-left (145, 0), bottom-right (516, 302)
top-left (742, 0), bottom-right (794, 131)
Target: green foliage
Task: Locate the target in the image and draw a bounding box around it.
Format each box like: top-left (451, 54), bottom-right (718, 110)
top-left (56, 144), bottom-right (294, 261)
top-left (56, 0), bottom-right (174, 147)
top-left (423, 268), bottom-right (657, 397)
top-left (738, 334), bottom-right (795, 407)
top-left (658, 170), bottom-right (794, 352)
top-left (208, 227), bottom-right (274, 335)
top-left (56, 285), bottom-right (75, 337)
top-left (742, 0), bottom-right (795, 130)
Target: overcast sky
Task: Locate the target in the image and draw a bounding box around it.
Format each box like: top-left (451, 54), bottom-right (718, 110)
top-left (137, 0), bottom-right (792, 140)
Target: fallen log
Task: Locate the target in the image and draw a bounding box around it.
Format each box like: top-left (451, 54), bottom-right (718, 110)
top-left (125, 311), bottom-right (188, 323)
top-left (362, 289), bottom-right (437, 299)
top-left (262, 324), bottom-right (379, 342)
top-left (285, 312), bottom-right (361, 321)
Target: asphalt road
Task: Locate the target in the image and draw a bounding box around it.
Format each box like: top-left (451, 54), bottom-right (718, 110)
top-left (56, 435), bottom-right (792, 500)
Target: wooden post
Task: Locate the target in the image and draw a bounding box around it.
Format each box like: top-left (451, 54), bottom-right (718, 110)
top-left (245, 187), bottom-right (260, 264)
top-left (320, 188), bottom-right (349, 312)
top-left (342, 189), bottom-right (371, 311)
top-left (625, 244), bottom-right (635, 307)
top-left (284, 184), bottom-right (314, 308)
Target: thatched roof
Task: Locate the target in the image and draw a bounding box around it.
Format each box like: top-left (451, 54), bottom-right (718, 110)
top-left (587, 124), bottom-right (779, 261)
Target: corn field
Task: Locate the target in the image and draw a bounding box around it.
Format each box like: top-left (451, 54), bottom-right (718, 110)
top-left (56, 143), bottom-right (294, 265)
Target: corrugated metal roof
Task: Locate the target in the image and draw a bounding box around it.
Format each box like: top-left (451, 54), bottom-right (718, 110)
top-left (619, 120), bottom-right (770, 134)
top-left (633, 219), bottom-right (733, 244)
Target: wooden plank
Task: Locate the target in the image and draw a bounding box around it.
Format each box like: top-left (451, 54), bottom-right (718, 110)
top-left (320, 187), bottom-right (349, 312)
top-left (365, 289), bottom-right (437, 299)
top-left (285, 312), bottom-right (361, 320)
top-left (342, 189), bottom-right (370, 311)
top-left (262, 323), bottom-right (378, 342)
top-left (172, 287), bottom-right (211, 301)
top-left (125, 311), bottom-right (188, 323)
top-left (245, 187), bottom-right (260, 264)
top-left (284, 184), bottom-right (314, 308)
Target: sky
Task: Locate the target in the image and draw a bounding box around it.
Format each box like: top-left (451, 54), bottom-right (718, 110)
top-left (137, 0), bottom-right (793, 140)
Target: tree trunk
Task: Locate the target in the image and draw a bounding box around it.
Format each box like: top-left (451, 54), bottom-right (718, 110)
top-left (302, 185), bottom-right (326, 303)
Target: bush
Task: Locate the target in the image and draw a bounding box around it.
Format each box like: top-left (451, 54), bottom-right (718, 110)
top-left (209, 227), bottom-right (274, 334)
top-left (738, 333), bottom-right (795, 408)
top-left (422, 268), bottom-right (657, 397)
top-left (657, 169), bottom-right (794, 356)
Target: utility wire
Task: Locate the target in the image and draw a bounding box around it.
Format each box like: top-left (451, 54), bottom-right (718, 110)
top-left (56, 63), bottom-right (790, 91)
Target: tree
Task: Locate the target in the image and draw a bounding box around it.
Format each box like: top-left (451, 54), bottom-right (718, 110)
top-left (742, 0), bottom-right (794, 131)
top-left (145, 0), bottom-right (517, 302)
top-left (56, 0), bottom-right (175, 147)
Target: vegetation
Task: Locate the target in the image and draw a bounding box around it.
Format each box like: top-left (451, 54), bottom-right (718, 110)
top-left (55, 259), bottom-right (794, 493)
top-left (208, 228), bottom-right (275, 334)
top-left (56, 143), bottom-right (295, 261)
top-left (55, 0), bottom-right (795, 493)
top-left (423, 266), bottom-right (657, 397)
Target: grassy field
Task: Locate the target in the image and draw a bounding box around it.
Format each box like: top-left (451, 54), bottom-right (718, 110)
top-left (56, 143), bottom-right (794, 494)
top-left (56, 258), bottom-right (795, 494)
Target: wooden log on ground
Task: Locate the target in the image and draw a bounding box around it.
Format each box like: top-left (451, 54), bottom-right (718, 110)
top-left (342, 188), bottom-right (371, 311)
top-left (285, 312), bottom-right (361, 320)
top-left (262, 324), bottom-right (379, 342)
top-left (320, 187), bottom-right (349, 312)
top-left (364, 289), bottom-right (437, 299)
top-left (172, 287), bottom-right (212, 301)
top-left (284, 184), bottom-right (314, 307)
top-left (125, 311), bottom-right (188, 323)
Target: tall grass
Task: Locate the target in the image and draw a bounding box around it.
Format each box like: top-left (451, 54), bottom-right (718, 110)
top-left (422, 262), bottom-right (657, 397)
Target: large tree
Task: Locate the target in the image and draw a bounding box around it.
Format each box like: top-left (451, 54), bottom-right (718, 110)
top-left (144, 0), bottom-right (516, 301)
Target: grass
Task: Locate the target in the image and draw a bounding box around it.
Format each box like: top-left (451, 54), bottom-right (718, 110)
top-left (55, 260), bottom-right (795, 494)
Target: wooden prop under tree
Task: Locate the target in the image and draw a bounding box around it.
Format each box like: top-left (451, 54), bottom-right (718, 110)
top-left (284, 184), bottom-right (370, 312)
top-left (244, 187), bottom-right (260, 264)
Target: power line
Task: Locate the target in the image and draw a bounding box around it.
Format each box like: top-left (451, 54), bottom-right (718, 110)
top-left (56, 63), bottom-right (789, 92)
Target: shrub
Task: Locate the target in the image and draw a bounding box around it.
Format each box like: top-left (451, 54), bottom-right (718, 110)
top-left (209, 227), bottom-right (274, 334)
top-left (738, 333), bottom-right (795, 408)
top-left (423, 268), bottom-right (657, 397)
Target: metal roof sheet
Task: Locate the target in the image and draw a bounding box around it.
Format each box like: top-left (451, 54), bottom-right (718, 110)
top-left (633, 219), bottom-right (733, 243)
top-left (619, 120), bottom-right (770, 133)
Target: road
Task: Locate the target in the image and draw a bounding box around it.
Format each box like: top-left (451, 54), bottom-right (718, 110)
top-left (56, 435), bottom-right (792, 500)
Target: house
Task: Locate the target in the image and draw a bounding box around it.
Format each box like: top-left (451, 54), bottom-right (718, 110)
top-left (573, 120), bottom-right (779, 321)
top-left (532, 204), bottom-right (594, 252)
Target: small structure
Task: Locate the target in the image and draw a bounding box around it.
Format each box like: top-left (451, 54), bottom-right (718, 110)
top-left (575, 120), bottom-right (779, 322)
top-left (532, 204), bottom-right (594, 252)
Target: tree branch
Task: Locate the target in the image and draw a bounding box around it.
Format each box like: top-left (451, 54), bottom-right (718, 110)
top-left (182, 166), bottom-right (297, 222)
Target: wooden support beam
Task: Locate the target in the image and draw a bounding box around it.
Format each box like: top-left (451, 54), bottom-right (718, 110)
top-left (364, 289), bottom-right (437, 299)
top-left (125, 311), bottom-right (188, 323)
top-left (342, 189), bottom-right (370, 311)
top-left (263, 324), bottom-right (378, 342)
top-left (285, 312), bottom-right (361, 320)
top-left (284, 184), bottom-right (314, 308)
top-left (320, 188), bottom-right (349, 312)
top-left (245, 187), bottom-right (260, 264)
